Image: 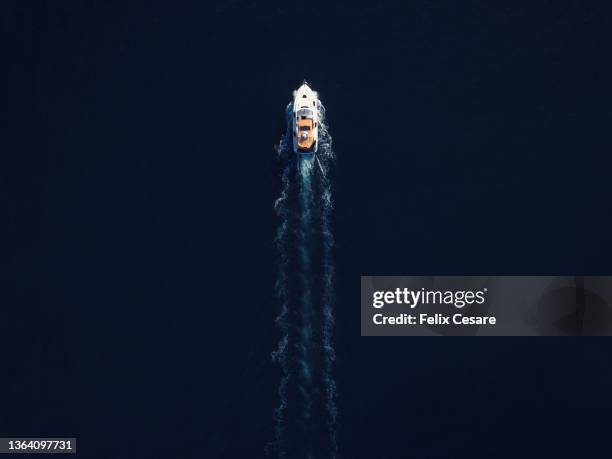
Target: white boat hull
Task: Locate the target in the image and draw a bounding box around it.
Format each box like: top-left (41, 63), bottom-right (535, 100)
top-left (292, 82), bottom-right (319, 155)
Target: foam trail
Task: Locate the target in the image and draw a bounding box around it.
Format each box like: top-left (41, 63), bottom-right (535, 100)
top-left (270, 95), bottom-right (338, 459)
top-left (270, 124), bottom-right (292, 458)
top-left (316, 104), bottom-right (338, 458)
top-left (298, 157), bottom-right (315, 457)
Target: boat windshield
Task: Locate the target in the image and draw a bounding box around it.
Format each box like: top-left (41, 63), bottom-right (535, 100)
top-left (297, 109), bottom-right (313, 119)
top-left (299, 125), bottom-right (311, 131)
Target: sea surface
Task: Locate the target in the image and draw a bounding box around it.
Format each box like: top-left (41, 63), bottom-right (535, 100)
top-left (4, 1), bottom-right (612, 457)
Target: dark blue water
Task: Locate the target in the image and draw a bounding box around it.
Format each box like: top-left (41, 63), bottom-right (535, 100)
top-left (4, 1), bottom-right (612, 457)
